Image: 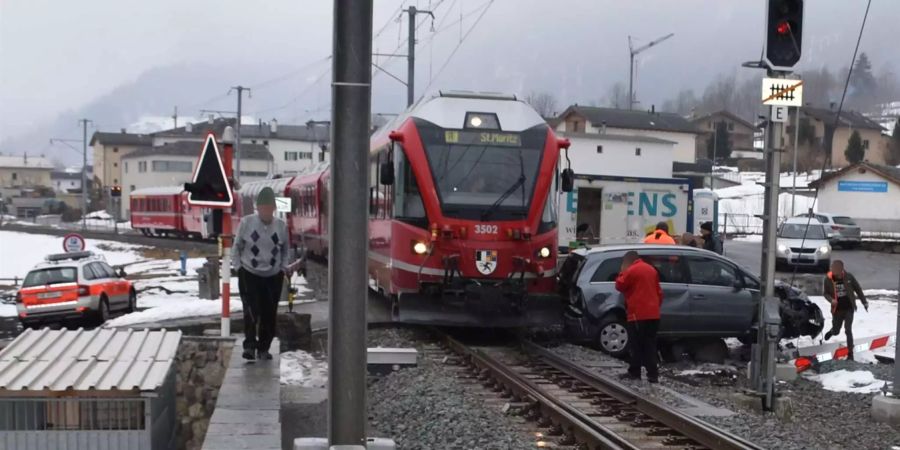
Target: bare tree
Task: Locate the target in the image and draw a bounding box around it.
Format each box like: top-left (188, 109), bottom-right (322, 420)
top-left (802, 66), bottom-right (836, 108)
top-left (661, 89), bottom-right (699, 116)
top-left (604, 82), bottom-right (628, 109)
top-left (524, 91), bottom-right (559, 118)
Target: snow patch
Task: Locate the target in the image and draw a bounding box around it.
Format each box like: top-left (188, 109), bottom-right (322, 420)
top-left (806, 370), bottom-right (885, 393)
top-left (732, 235), bottom-right (763, 242)
top-left (280, 350), bottom-right (328, 387)
top-left (0, 231), bottom-right (145, 280)
top-left (105, 297), bottom-right (243, 327)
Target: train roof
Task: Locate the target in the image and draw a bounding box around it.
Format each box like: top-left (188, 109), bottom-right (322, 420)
top-left (238, 177), bottom-right (293, 196)
top-left (130, 186), bottom-right (184, 196)
top-left (371, 90), bottom-right (547, 143)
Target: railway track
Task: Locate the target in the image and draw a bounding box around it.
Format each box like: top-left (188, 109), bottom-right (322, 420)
top-left (440, 333), bottom-right (764, 450)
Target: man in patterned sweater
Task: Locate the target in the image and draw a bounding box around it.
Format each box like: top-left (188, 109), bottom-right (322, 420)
top-left (233, 187), bottom-right (292, 360)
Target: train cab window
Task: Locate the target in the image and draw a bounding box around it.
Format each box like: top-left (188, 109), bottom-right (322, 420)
top-left (393, 144), bottom-right (426, 227)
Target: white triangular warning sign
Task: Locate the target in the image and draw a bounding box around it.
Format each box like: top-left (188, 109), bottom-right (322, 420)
top-left (185, 133), bottom-right (234, 207)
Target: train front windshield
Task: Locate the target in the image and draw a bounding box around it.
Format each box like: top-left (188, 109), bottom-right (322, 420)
top-left (417, 119), bottom-right (548, 221)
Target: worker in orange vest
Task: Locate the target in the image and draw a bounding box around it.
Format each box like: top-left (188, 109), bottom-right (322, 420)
top-left (643, 222), bottom-right (676, 245)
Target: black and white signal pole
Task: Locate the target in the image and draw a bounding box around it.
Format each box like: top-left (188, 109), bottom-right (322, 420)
top-left (328, 0), bottom-right (372, 446)
top-left (79, 118), bottom-right (92, 230)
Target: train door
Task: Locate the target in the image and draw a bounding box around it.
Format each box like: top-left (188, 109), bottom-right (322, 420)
top-left (575, 187), bottom-right (602, 245)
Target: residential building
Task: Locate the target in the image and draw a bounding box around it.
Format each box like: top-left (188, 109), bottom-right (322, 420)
top-left (558, 132), bottom-right (675, 179)
top-left (808, 161), bottom-right (900, 233)
top-left (690, 110), bottom-right (757, 162)
top-left (89, 130), bottom-right (153, 188)
top-left (120, 141), bottom-right (272, 217)
top-left (0, 155), bottom-right (53, 189)
top-left (786, 107), bottom-right (889, 169)
top-left (152, 117), bottom-right (330, 176)
top-left (553, 105), bottom-right (700, 163)
top-left (50, 170), bottom-right (82, 193)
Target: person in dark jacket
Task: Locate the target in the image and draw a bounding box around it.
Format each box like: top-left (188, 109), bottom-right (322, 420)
top-left (822, 260), bottom-right (869, 360)
top-left (699, 221), bottom-right (723, 254)
top-left (615, 251), bottom-right (663, 383)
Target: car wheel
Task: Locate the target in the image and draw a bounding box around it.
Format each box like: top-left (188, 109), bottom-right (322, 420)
top-left (126, 290), bottom-right (137, 313)
top-left (596, 315), bottom-right (630, 358)
top-left (98, 296), bottom-right (111, 324)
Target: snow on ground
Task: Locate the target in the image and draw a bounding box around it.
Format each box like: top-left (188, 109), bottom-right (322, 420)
top-left (104, 296), bottom-right (244, 327)
top-left (805, 369), bottom-right (886, 393)
top-left (864, 289), bottom-right (899, 298)
top-left (784, 295), bottom-right (897, 363)
top-left (0, 304), bottom-right (16, 317)
top-left (0, 230), bottom-right (145, 280)
top-left (280, 350), bottom-right (328, 387)
top-left (731, 235), bottom-right (763, 242)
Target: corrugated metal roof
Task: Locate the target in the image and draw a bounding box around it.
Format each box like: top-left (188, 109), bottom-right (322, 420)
top-left (0, 328), bottom-right (181, 394)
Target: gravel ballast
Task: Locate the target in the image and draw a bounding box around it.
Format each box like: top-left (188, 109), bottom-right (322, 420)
top-left (367, 327), bottom-right (536, 450)
top-left (549, 342), bottom-right (900, 449)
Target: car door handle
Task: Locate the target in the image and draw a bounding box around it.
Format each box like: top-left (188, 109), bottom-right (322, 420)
top-left (692, 294), bottom-right (706, 299)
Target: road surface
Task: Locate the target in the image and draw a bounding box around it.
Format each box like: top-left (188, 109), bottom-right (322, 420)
top-left (725, 239), bottom-right (900, 290)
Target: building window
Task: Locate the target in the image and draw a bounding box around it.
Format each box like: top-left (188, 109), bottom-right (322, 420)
top-left (263, 140), bottom-right (269, 145)
top-left (863, 139), bottom-right (869, 149)
top-left (251, 140), bottom-right (257, 144)
top-left (727, 122), bottom-right (735, 131)
top-left (635, 147), bottom-right (642, 156)
top-left (300, 152), bottom-right (313, 160)
top-left (124, 162), bottom-right (128, 173)
top-left (596, 145), bottom-right (603, 154)
top-left (151, 160), bottom-right (193, 172)
top-left (114, 178), bottom-right (118, 184)
top-left (113, 162), bottom-right (118, 168)
top-left (113, 147), bottom-right (119, 153)
top-left (138, 161), bottom-right (147, 173)
top-left (285, 151), bottom-right (299, 161)
top-left (130, 185), bottom-right (135, 191)
top-left (12, 173), bottom-right (17, 181)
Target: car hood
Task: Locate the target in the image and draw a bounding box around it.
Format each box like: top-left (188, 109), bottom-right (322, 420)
top-left (776, 237), bottom-right (829, 248)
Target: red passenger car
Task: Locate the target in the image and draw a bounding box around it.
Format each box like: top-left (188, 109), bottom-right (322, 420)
top-left (129, 187), bottom-right (185, 236)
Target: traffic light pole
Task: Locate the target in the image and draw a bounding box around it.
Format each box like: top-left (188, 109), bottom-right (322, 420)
top-left (219, 127), bottom-right (235, 338)
top-left (754, 97), bottom-right (784, 411)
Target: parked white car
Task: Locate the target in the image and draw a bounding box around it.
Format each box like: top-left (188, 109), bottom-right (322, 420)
top-left (794, 212), bottom-right (861, 248)
top-left (776, 218), bottom-right (832, 272)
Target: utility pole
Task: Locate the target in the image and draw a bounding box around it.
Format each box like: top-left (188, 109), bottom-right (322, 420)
top-left (791, 108), bottom-right (801, 215)
top-left (711, 121), bottom-right (719, 190)
top-left (404, 6), bottom-right (434, 106)
top-left (329, 0), bottom-right (372, 445)
top-left (78, 119), bottom-right (92, 230)
top-left (172, 106), bottom-right (179, 129)
top-left (628, 33), bottom-right (674, 110)
top-left (229, 86), bottom-right (251, 184)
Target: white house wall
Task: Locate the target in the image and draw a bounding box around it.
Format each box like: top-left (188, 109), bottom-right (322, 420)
top-left (562, 135), bottom-right (673, 178)
top-left (603, 127), bottom-right (697, 163)
top-left (817, 170), bottom-right (900, 233)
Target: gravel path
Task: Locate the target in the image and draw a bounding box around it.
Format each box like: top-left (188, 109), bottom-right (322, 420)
top-left (549, 342), bottom-right (900, 450)
top-left (367, 327), bottom-right (536, 450)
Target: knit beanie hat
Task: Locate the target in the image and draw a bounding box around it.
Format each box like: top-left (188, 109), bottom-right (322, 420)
top-left (256, 187), bottom-right (276, 206)
top-left (700, 221), bottom-right (713, 232)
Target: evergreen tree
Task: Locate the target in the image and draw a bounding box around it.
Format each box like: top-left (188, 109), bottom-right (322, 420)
top-left (844, 130), bottom-right (865, 164)
top-left (849, 53), bottom-right (877, 109)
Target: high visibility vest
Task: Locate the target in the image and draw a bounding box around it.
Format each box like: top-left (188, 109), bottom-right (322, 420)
top-left (643, 230), bottom-right (676, 245)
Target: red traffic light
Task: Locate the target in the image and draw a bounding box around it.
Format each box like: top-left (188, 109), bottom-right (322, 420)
top-left (776, 20), bottom-right (791, 36)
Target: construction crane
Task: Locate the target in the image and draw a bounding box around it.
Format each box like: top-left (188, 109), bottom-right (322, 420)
top-left (628, 33), bottom-right (675, 110)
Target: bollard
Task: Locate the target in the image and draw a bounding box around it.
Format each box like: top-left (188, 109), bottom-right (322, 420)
top-left (179, 250), bottom-right (187, 276)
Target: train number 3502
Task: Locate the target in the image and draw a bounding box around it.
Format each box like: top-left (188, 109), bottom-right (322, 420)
top-left (474, 224), bottom-right (498, 234)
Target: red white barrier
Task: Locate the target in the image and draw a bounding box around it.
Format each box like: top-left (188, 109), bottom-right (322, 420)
top-left (790, 333), bottom-right (896, 372)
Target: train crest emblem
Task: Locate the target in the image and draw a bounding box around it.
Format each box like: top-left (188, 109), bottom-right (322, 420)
top-left (475, 249), bottom-right (498, 275)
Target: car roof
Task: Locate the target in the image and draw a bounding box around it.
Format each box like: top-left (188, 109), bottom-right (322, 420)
top-left (31, 252), bottom-right (106, 270)
top-left (783, 217), bottom-right (825, 225)
top-left (573, 244), bottom-right (716, 257)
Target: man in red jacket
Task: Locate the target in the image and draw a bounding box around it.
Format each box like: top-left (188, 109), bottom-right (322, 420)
top-left (615, 251), bottom-right (663, 383)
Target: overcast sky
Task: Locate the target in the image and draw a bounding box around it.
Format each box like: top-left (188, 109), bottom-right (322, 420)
top-left (2, 0), bottom-right (898, 141)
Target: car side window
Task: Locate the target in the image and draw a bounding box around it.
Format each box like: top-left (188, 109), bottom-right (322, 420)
top-left (643, 255), bottom-right (687, 284)
top-left (99, 262), bottom-right (117, 278)
top-left (741, 272), bottom-right (760, 290)
top-left (816, 215), bottom-right (828, 224)
top-left (82, 264), bottom-right (97, 281)
top-left (686, 256), bottom-right (736, 287)
top-left (590, 257), bottom-right (622, 282)
top-left (88, 263), bottom-right (107, 280)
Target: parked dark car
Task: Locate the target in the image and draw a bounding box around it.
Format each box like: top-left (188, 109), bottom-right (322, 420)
top-left (559, 245), bottom-right (824, 357)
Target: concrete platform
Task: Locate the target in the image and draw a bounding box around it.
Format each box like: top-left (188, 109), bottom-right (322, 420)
top-left (872, 394), bottom-right (900, 426)
top-left (202, 337), bottom-right (281, 450)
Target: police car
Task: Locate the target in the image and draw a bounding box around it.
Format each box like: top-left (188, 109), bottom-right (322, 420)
top-left (16, 251), bottom-right (135, 328)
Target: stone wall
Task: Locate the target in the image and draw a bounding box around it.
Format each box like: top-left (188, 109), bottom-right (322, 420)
top-left (176, 336), bottom-right (234, 450)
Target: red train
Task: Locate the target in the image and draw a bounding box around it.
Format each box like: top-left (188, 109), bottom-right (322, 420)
top-left (130, 91), bottom-right (572, 326)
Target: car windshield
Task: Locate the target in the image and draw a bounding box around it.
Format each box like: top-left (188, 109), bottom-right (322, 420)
top-left (779, 223), bottom-right (826, 239)
top-left (417, 118), bottom-right (547, 221)
top-left (22, 267), bottom-right (77, 287)
top-left (833, 216), bottom-right (856, 226)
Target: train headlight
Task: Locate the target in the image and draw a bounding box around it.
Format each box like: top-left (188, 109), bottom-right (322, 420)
top-left (469, 116), bottom-right (483, 128)
top-left (412, 241), bottom-right (428, 255)
top-left (538, 246), bottom-right (551, 258)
